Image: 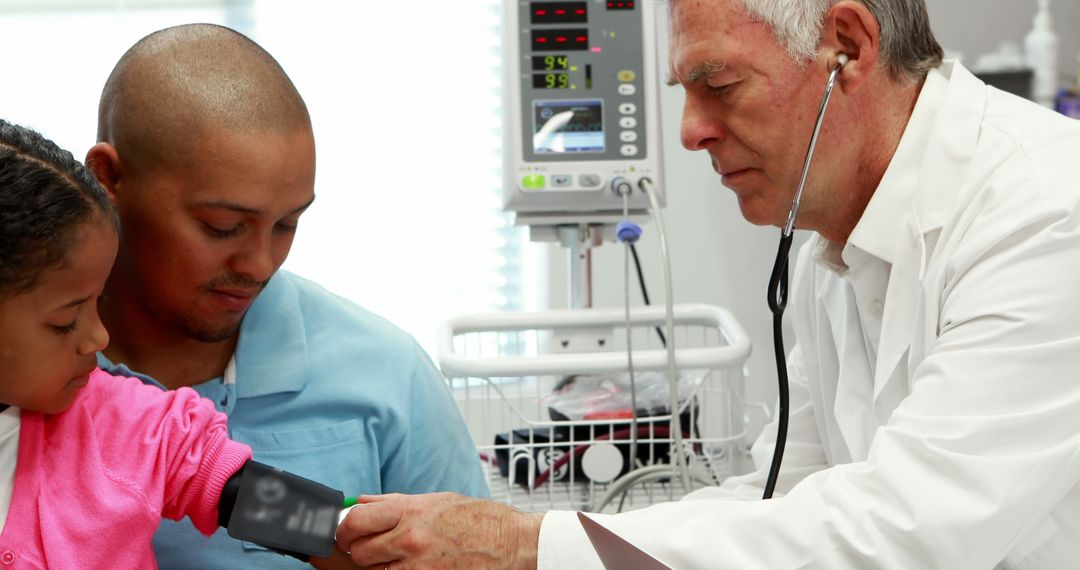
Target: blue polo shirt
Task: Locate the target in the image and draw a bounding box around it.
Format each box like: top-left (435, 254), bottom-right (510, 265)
top-left (97, 270), bottom-right (489, 569)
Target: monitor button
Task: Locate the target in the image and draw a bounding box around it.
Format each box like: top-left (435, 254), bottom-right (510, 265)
top-left (579, 174), bottom-right (602, 187)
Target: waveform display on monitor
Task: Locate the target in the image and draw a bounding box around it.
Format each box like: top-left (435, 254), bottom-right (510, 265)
top-left (554, 122), bottom-right (603, 132)
top-left (533, 99), bottom-right (605, 153)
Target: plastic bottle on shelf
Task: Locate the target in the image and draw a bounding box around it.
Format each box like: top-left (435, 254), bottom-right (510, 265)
top-left (1024, 0), bottom-right (1059, 108)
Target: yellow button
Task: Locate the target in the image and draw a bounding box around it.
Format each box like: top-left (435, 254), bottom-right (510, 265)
top-left (617, 70), bottom-right (636, 82)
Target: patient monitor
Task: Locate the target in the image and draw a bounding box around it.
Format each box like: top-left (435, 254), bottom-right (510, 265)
top-left (503, 0), bottom-right (665, 228)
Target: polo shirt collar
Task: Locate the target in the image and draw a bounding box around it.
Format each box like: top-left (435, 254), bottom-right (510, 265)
top-left (96, 271), bottom-right (310, 398)
top-left (233, 271), bottom-right (310, 398)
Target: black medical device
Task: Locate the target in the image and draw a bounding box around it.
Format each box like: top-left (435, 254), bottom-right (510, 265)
top-left (217, 460), bottom-right (344, 561)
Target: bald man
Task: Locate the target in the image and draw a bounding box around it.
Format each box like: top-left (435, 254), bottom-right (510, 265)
top-left (84, 24), bottom-right (488, 569)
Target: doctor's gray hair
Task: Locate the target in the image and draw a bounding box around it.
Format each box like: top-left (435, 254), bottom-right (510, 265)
top-left (737, 0), bottom-right (943, 81)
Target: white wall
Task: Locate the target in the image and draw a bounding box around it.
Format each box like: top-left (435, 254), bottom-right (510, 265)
top-left (548, 0), bottom-right (1080, 443)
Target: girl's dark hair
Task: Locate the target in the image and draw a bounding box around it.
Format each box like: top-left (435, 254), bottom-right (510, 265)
top-left (0, 120), bottom-right (119, 296)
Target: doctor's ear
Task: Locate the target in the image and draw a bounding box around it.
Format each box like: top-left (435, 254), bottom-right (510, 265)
top-left (818, 0), bottom-right (881, 95)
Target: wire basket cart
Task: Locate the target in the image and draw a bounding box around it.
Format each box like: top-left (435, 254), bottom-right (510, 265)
top-left (439, 303), bottom-right (751, 514)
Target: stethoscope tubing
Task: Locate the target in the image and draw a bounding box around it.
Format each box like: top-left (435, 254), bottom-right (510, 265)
top-left (763, 57), bottom-right (846, 500)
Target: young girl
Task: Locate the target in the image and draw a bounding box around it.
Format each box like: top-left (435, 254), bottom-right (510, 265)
top-left (0, 119), bottom-right (255, 569)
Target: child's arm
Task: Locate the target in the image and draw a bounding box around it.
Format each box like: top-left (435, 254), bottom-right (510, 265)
top-left (92, 370), bottom-right (345, 559)
top-left (89, 369), bottom-right (251, 534)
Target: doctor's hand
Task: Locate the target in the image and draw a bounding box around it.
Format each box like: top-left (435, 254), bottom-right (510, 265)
top-left (309, 548), bottom-right (363, 570)
top-left (330, 493), bottom-right (543, 570)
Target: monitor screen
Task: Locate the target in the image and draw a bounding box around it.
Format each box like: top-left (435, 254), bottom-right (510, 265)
top-left (532, 99), bottom-right (604, 154)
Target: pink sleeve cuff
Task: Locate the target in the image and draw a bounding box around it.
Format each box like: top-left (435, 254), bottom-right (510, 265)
top-left (188, 438), bottom-right (253, 535)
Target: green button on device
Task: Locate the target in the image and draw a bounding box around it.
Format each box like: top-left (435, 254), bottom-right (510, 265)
top-left (521, 174), bottom-right (545, 190)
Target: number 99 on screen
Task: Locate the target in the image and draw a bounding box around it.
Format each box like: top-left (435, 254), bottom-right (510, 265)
top-left (532, 73), bottom-right (571, 89)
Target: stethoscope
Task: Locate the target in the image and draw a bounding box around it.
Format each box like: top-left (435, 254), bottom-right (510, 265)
top-left (763, 53), bottom-right (849, 500)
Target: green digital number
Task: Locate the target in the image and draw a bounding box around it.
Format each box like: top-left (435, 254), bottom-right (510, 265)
top-left (544, 73), bottom-right (570, 89)
top-left (543, 56), bottom-right (569, 71)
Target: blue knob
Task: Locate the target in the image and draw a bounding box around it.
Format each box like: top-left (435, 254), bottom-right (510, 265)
top-left (617, 220), bottom-right (642, 243)
top-left (611, 176), bottom-right (633, 196)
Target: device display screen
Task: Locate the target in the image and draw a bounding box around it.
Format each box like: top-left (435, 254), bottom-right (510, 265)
top-left (532, 99), bottom-right (604, 154)
top-left (533, 73), bottom-right (571, 89)
top-left (530, 2), bottom-right (588, 24)
top-left (532, 55), bottom-right (570, 71)
top-left (531, 29), bottom-right (589, 52)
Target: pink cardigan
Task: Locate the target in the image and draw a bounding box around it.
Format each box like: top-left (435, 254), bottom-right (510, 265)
top-left (0, 369), bottom-right (252, 569)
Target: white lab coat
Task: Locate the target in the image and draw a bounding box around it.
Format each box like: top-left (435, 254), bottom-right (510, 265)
top-left (538, 62), bottom-right (1080, 569)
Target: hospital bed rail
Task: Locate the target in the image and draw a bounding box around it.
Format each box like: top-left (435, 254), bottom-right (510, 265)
top-left (438, 304), bottom-right (752, 513)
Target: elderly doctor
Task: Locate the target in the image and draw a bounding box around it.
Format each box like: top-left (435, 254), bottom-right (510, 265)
top-left (323, 0), bottom-right (1080, 568)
